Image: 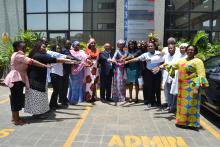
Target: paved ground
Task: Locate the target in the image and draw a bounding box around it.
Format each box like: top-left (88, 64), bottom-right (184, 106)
top-left (0, 86), bottom-right (220, 147)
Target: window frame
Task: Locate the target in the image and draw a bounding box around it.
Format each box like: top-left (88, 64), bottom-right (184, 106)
top-left (164, 0), bottom-right (219, 44)
top-left (24, 0), bottom-right (116, 45)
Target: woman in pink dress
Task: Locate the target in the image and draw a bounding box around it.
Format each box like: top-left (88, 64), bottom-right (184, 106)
top-left (4, 41), bottom-right (49, 125)
top-left (68, 41), bottom-right (91, 104)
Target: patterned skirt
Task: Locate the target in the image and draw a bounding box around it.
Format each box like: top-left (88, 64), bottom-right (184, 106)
top-left (84, 60), bottom-right (99, 101)
top-left (24, 88), bottom-right (50, 115)
top-left (112, 64), bottom-right (126, 102)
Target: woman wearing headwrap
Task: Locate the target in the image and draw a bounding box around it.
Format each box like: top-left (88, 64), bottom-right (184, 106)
top-left (84, 38), bottom-right (100, 102)
top-left (68, 41), bottom-right (91, 104)
top-left (111, 39), bottom-right (128, 105)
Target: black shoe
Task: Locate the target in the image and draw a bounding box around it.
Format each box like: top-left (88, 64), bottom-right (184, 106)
top-left (61, 103), bottom-right (69, 108)
top-left (106, 98), bottom-right (113, 102)
top-left (134, 99), bottom-right (139, 103)
top-left (100, 98), bottom-right (106, 103)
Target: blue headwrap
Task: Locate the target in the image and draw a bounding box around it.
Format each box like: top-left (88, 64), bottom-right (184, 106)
top-left (72, 41), bottom-right (80, 48)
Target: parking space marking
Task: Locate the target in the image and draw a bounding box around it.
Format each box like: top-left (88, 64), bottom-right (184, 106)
top-left (63, 106), bottom-right (92, 147)
top-left (0, 98), bottom-right (9, 104)
top-left (0, 129), bottom-right (15, 139)
top-left (201, 119), bottom-right (220, 140)
top-left (108, 135), bottom-right (188, 147)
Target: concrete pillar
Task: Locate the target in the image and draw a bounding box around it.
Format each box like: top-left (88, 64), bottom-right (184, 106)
top-left (154, 0), bottom-right (165, 46)
top-left (116, 0), bottom-right (124, 43)
top-left (0, 0), bottom-right (24, 38)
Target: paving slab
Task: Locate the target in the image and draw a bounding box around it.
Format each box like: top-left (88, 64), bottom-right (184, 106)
top-left (0, 86), bottom-right (220, 147)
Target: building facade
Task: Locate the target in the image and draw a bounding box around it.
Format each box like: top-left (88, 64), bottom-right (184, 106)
top-left (0, 0), bottom-right (219, 46)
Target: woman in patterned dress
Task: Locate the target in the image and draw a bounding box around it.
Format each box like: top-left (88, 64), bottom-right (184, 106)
top-left (84, 38), bottom-right (100, 102)
top-left (112, 40), bottom-right (128, 104)
top-left (163, 45), bottom-right (209, 130)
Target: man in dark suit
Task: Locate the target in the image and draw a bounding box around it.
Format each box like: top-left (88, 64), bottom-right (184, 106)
top-left (99, 43), bottom-right (113, 103)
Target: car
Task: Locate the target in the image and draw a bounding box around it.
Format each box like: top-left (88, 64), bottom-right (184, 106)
top-left (203, 55), bottom-right (220, 115)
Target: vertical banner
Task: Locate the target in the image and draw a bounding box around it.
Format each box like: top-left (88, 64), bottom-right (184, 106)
top-left (124, 0), bottom-right (128, 43)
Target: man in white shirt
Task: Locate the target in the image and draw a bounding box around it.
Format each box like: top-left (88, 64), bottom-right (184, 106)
top-left (162, 44), bottom-right (180, 112)
top-left (162, 37), bottom-right (180, 56)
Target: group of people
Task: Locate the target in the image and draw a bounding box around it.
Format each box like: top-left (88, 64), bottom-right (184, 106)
top-left (4, 36), bottom-right (208, 131)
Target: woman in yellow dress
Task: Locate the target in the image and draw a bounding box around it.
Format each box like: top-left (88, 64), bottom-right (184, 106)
top-left (163, 45), bottom-right (209, 129)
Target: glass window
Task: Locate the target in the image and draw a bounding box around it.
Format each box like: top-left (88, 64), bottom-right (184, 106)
top-left (70, 13), bottom-right (91, 30)
top-left (93, 13), bottom-right (115, 30)
top-left (34, 31), bottom-right (47, 38)
top-left (70, 31), bottom-right (91, 42)
top-left (214, 0), bottom-right (220, 12)
top-left (165, 0), bottom-right (189, 11)
top-left (70, 0), bottom-right (91, 12)
top-left (93, 31), bottom-right (115, 46)
top-left (49, 33), bottom-right (68, 46)
top-left (48, 0), bottom-right (68, 12)
top-left (93, 0), bottom-right (115, 12)
top-left (27, 14), bottom-right (46, 30)
top-left (212, 32), bottom-right (220, 42)
top-left (190, 0), bottom-right (212, 12)
top-left (26, 0), bottom-right (46, 13)
top-left (213, 14), bottom-right (220, 31)
top-left (190, 13), bottom-right (212, 30)
top-left (165, 31), bottom-right (189, 42)
top-left (165, 12), bottom-right (189, 29)
top-left (48, 14), bottom-right (68, 30)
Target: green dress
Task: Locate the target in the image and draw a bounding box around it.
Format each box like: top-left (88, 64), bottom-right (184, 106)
top-left (126, 50), bottom-right (141, 83)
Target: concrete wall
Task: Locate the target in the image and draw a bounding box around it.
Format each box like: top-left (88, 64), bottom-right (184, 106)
top-left (0, 0), bottom-right (24, 38)
top-left (154, 0), bottom-right (165, 46)
top-left (116, 0), bottom-right (124, 43)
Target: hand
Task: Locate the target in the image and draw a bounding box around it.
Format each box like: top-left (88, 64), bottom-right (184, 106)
top-left (151, 66), bottom-right (160, 74)
top-left (159, 65), bottom-right (164, 69)
top-left (160, 51), bottom-right (165, 56)
top-left (46, 64), bottom-right (52, 68)
top-left (124, 61), bottom-right (129, 64)
top-left (107, 58), bottom-right (112, 62)
top-left (193, 87), bottom-right (199, 96)
top-left (145, 59), bottom-right (151, 63)
top-left (72, 61), bottom-right (81, 64)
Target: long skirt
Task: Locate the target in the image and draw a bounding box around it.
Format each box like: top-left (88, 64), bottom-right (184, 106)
top-left (84, 59), bottom-right (99, 101)
top-left (112, 64), bottom-right (126, 102)
top-left (176, 80), bottom-right (201, 128)
top-left (68, 70), bottom-right (85, 104)
top-left (24, 88), bottom-right (50, 115)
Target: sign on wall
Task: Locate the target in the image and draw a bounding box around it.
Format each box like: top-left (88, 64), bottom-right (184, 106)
top-left (124, 0), bottom-right (155, 42)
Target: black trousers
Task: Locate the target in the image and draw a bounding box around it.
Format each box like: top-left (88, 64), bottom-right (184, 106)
top-left (100, 73), bottom-right (113, 100)
top-left (142, 68), bottom-right (148, 104)
top-left (50, 73), bottom-right (62, 107)
top-left (10, 81), bottom-right (25, 111)
top-left (144, 69), bottom-right (161, 105)
top-left (59, 73), bottom-right (69, 104)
